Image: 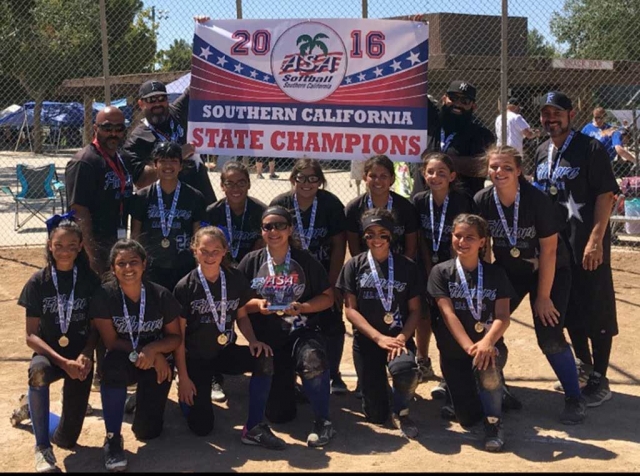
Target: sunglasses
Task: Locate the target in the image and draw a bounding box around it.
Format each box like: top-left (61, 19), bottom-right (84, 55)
top-left (142, 95), bottom-right (168, 104)
top-left (97, 123), bottom-right (126, 133)
top-left (261, 222), bottom-right (289, 232)
top-left (364, 232), bottom-right (391, 242)
top-left (294, 174), bottom-right (321, 184)
top-left (447, 94), bottom-right (474, 106)
top-left (223, 179), bottom-right (249, 189)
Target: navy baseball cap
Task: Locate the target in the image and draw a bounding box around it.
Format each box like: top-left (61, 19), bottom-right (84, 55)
top-left (447, 80), bottom-right (477, 101)
top-left (508, 97), bottom-right (520, 106)
top-left (139, 80), bottom-right (167, 99)
top-left (540, 91), bottom-right (572, 111)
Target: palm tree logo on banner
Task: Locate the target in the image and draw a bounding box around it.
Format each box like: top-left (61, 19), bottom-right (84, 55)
top-left (296, 33), bottom-right (329, 56)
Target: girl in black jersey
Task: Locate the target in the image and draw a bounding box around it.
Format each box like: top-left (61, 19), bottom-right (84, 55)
top-left (237, 206), bottom-right (336, 448)
top-left (206, 161), bottom-right (266, 265)
top-left (17, 216), bottom-right (100, 473)
top-left (427, 214), bottom-right (513, 452)
top-left (131, 141), bottom-right (206, 292)
top-left (173, 227), bottom-right (285, 449)
top-left (345, 155), bottom-right (419, 260)
top-left (337, 209), bottom-right (421, 439)
top-left (474, 146), bottom-right (585, 424)
top-left (270, 159), bottom-right (348, 395)
top-left (412, 152), bottom-right (475, 387)
top-left (90, 240), bottom-right (181, 472)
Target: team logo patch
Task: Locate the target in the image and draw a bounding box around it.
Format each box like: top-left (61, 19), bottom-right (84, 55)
top-left (271, 22), bottom-right (348, 102)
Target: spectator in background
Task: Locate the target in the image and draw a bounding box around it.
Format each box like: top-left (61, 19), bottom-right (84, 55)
top-left (581, 107), bottom-right (635, 165)
top-left (495, 97), bottom-right (539, 155)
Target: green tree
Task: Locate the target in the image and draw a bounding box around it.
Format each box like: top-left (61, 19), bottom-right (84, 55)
top-left (527, 29), bottom-right (559, 58)
top-left (551, 0), bottom-right (640, 61)
top-left (0, 0), bottom-right (156, 152)
top-left (157, 39), bottom-right (192, 72)
top-left (296, 33), bottom-right (329, 56)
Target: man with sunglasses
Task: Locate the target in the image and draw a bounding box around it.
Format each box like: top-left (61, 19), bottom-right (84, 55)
top-left (581, 107), bottom-right (634, 164)
top-left (122, 80), bottom-right (217, 206)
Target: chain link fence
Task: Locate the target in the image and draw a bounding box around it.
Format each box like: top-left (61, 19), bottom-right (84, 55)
top-left (1, 0), bottom-right (639, 247)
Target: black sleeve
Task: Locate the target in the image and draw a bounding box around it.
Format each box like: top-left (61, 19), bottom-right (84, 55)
top-left (172, 278), bottom-right (191, 318)
top-left (588, 140), bottom-right (621, 196)
top-left (170, 87), bottom-right (190, 129)
top-left (122, 134), bottom-right (153, 183)
top-left (533, 189), bottom-right (560, 239)
top-left (65, 160), bottom-right (96, 209)
top-left (405, 259), bottom-right (423, 299)
top-left (17, 273), bottom-right (42, 318)
top-left (192, 190), bottom-right (207, 223)
top-left (335, 258), bottom-right (357, 295)
top-left (236, 253), bottom-right (255, 282)
top-left (493, 266), bottom-right (516, 301)
top-left (233, 271), bottom-right (253, 308)
top-left (195, 164), bottom-right (217, 206)
top-left (326, 194), bottom-right (347, 237)
top-left (401, 198), bottom-right (420, 234)
top-left (160, 287), bottom-right (182, 325)
top-left (427, 265), bottom-right (450, 299)
top-left (130, 189), bottom-right (148, 222)
top-left (88, 287), bottom-right (112, 320)
top-left (306, 253), bottom-right (331, 296)
top-left (344, 200), bottom-right (361, 233)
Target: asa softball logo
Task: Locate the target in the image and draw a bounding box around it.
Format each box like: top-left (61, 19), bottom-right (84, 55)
top-left (271, 22), bottom-right (348, 102)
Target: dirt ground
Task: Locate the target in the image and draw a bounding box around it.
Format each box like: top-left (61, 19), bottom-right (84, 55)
top-left (0, 246), bottom-right (639, 473)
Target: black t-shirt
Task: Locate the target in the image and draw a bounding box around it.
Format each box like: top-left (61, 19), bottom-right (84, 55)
top-left (18, 266), bottom-right (100, 359)
top-left (427, 259), bottom-right (515, 359)
top-left (345, 191), bottom-right (420, 256)
top-left (413, 189), bottom-right (474, 263)
top-left (474, 181), bottom-right (571, 277)
top-left (131, 181), bottom-right (206, 270)
top-left (173, 267), bottom-right (252, 360)
top-left (532, 132), bottom-right (620, 264)
top-left (89, 280), bottom-right (181, 350)
top-left (65, 144), bottom-right (133, 248)
top-left (336, 252), bottom-right (422, 338)
top-left (237, 248), bottom-right (330, 348)
top-left (121, 89), bottom-right (217, 206)
top-left (270, 189), bottom-right (347, 272)
top-left (205, 197), bottom-right (266, 265)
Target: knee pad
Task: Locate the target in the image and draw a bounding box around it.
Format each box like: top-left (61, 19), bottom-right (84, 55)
top-left (540, 340), bottom-right (569, 356)
top-left (28, 363), bottom-right (50, 388)
top-left (254, 354), bottom-right (274, 377)
top-left (477, 368), bottom-right (502, 392)
top-left (299, 348), bottom-right (327, 380)
top-left (392, 368), bottom-right (419, 397)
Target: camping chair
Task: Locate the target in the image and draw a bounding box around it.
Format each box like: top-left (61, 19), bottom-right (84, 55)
top-left (1, 163), bottom-right (65, 231)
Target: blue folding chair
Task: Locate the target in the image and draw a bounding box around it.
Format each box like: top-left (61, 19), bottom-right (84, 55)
top-left (1, 163), bottom-right (65, 231)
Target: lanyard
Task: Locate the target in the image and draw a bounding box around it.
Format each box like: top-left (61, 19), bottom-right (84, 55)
top-left (92, 140), bottom-right (130, 223)
top-left (367, 250), bottom-right (394, 313)
top-left (429, 193), bottom-right (449, 256)
top-left (196, 266), bottom-right (227, 333)
top-left (144, 118), bottom-right (181, 143)
top-left (455, 258), bottom-right (483, 323)
top-left (266, 247), bottom-right (291, 304)
top-left (493, 186), bottom-right (520, 248)
top-left (225, 199), bottom-right (247, 260)
top-left (293, 194), bottom-right (318, 250)
top-left (155, 181), bottom-right (181, 239)
top-left (50, 266), bottom-right (77, 336)
top-left (119, 284), bottom-right (146, 351)
top-left (440, 131), bottom-right (456, 152)
top-left (367, 193), bottom-right (393, 211)
top-left (546, 131), bottom-right (575, 188)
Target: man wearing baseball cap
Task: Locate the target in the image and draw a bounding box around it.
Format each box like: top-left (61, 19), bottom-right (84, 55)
top-left (533, 91), bottom-right (619, 409)
top-left (122, 80), bottom-right (217, 207)
top-left (495, 97), bottom-right (539, 155)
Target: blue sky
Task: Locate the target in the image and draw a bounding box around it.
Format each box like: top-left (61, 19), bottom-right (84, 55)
top-left (145, 0), bottom-right (565, 53)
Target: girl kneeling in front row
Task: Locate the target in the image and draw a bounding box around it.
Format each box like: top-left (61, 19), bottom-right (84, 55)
top-left (427, 214), bottom-right (514, 452)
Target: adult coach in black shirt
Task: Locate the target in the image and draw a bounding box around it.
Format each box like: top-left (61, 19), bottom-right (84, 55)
top-left (122, 80), bottom-right (217, 206)
top-left (532, 91), bottom-right (619, 408)
top-left (413, 82), bottom-right (495, 197)
top-left (65, 107), bottom-right (133, 276)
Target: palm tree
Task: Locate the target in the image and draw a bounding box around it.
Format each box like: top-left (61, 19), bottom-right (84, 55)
top-left (296, 33), bottom-right (329, 56)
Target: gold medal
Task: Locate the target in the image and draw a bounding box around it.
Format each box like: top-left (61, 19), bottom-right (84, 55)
top-left (549, 185), bottom-right (558, 196)
top-left (510, 247), bottom-right (520, 258)
top-left (58, 335), bottom-right (69, 347)
top-left (474, 322), bottom-right (485, 333)
top-left (383, 312), bottom-right (394, 325)
top-left (276, 310), bottom-right (285, 316)
top-left (217, 333), bottom-right (228, 346)
top-left (161, 238), bottom-right (170, 248)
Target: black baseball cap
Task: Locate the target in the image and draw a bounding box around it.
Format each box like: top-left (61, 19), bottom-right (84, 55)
top-left (508, 97), bottom-right (520, 106)
top-left (447, 80), bottom-right (477, 101)
top-left (139, 80), bottom-right (167, 99)
top-left (540, 91), bottom-right (572, 111)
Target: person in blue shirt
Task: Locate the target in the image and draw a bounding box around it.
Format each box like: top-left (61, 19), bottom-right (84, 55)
top-left (581, 108), bottom-right (634, 164)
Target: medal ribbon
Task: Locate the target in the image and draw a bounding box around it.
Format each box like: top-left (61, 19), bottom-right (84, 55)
top-left (50, 266), bottom-right (77, 336)
top-left (367, 250), bottom-right (394, 314)
top-left (493, 186), bottom-right (520, 249)
top-left (546, 130), bottom-right (575, 192)
top-left (119, 284), bottom-right (146, 351)
top-left (144, 118), bottom-right (181, 143)
top-left (455, 258), bottom-right (484, 324)
top-left (92, 139), bottom-right (130, 225)
top-left (367, 193), bottom-right (393, 211)
top-left (429, 193), bottom-right (450, 257)
top-left (440, 131), bottom-right (456, 152)
top-left (225, 199), bottom-right (247, 260)
top-left (155, 181), bottom-right (181, 239)
top-left (197, 266), bottom-right (227, 334)
top-left (293, 194), bottom-right (318, 250)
